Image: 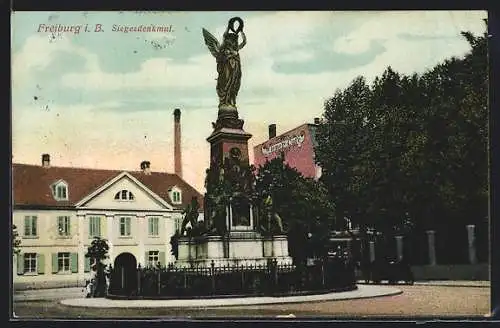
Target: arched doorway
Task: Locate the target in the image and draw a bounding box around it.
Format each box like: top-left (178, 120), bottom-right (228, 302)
top-left (113, 252), bottom-right (137, 295)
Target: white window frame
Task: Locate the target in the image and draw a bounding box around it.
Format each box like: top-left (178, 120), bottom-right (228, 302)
top-left (169, 186), bottom-right (182, 204)
top-left (57, 252), bottom-right (71, 273)
top-left (24, 253), bottom-right (37, 274)
top-left (57, 216), bottom-right (71, 237)
top-left (119, 217), bottom-right (131, 237)
top-left (89, 216), bottom-right (101, 238)
top-left (24, 216), bottom-right (37, 237)
top-left (114, 190), bottom-right (135, 201)
top-left (175, 217), bottom-right (182, 234)
top-left (51, 180), bottom-right (69, 201)
top-left (148, 250), bottom-right (159, 266)
top-left (148, 217), bottom-right (159, 236)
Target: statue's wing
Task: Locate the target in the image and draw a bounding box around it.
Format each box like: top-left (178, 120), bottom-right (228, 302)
top-left (202, 28), bottom-right (220, 57)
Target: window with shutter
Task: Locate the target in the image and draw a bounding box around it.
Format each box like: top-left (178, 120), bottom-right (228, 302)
top-left (24, 216), bottom-right (37, 237)
top-left (17, 253), bottom-right (24, 275)
top-left (148, 217), bottom-right (159, 236)
top-left (23, 253), bottom-right (37, 274)
top-left (84, 257), bottom-right (91, 273)
top-left (89, 216), bottom-right (101, 238)
top-left (37, 254), bottom-right (45, 274)
top-left (57, 216), bottom-right (71, 236)
top-left (148, 251), bottom-right (159, 266)
top-left (71, 253), bottom-right (78, 273)
top-left (56, 252), bottom-right (71, 273)
top-left (159, 252), bottom-right (166, 267)
top-left (52, 253), bottom-right (58, 273)
top-left (119, 217), bottom-right (131, 236)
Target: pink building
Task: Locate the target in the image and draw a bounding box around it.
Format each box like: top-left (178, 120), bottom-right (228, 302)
top-left (253, 118), bottom-right (322, 180)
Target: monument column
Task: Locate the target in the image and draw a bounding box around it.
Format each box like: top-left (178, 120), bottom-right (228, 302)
top-left (249, 204), bottom-right (254, 229)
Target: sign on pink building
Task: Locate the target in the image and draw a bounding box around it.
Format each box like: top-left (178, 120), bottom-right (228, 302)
top-left (253, 123), bottom-right (321, 179)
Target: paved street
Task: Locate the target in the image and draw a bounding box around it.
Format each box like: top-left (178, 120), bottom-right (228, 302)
top-left (13, 287), bottom-right (84, 302)
top-left (12, 282), bottom-right (491, 319)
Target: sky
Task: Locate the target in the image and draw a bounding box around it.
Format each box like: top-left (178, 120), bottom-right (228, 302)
top-left (11, 11), bottom-right (487, 193)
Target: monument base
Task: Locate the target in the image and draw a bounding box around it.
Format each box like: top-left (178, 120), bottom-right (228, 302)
top-left (176, 233), bottom-right (294, 268)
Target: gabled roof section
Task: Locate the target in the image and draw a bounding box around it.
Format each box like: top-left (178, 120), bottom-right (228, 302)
top-left (12, 163), bottom-right (204, 210)
top-left (75, 172), bottom-right (173, 209)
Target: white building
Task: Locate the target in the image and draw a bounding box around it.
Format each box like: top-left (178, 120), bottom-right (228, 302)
top-left (12, 155), bottom-right (204, 290)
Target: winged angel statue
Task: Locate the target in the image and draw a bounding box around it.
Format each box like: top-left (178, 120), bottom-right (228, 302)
top-left (202, 18), bottom-right (247, 110)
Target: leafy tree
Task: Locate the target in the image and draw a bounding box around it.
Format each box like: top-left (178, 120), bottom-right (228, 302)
top-left (254, 157), bottom-right (335, 264)
top-left (315, 25), bottom-right (488, 263)
top-left (85, 237), bottom-right (110, 297)
top-left (12, 225), bottom-right (21, 256)
top-left (170, 231), bottom-right (180, 260)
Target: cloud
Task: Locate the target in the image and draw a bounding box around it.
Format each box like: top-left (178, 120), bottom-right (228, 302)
top-left (12, 11), bottom-right (489, 193)
top-left (333, 11), bottom-right (487, 55)
top-left (277, 50), bottom-right (315, 63)
top-left (61, 54), bottom-right (215, 90)
top-left (12, 34), bottom-right (100, 90)
top-left (56, 12), bottom-right (339, 93)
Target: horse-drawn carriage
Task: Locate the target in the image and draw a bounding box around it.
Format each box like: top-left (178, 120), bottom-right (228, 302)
top-left (361, 258), bottom-right (414, 285)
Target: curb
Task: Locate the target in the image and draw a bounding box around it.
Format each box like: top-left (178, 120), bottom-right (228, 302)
top-left (60, 285), bottom-right (403, 308)
top-left (355, 280), bottom-right (490, 288)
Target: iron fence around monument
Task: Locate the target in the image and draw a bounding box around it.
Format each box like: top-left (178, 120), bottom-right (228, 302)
top-left (107, 257), bottom-right (356, 299)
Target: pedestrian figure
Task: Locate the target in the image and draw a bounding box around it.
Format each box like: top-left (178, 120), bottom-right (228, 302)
top-left (84, 279), bottom-right (94, 298)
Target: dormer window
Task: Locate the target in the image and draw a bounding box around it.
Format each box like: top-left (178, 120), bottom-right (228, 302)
top-left (169, 186), bottom-right (182, 204)
top-left (114, 190), bottom-right (135, 201)
top-left (51, 180), bottom-right (69, 201)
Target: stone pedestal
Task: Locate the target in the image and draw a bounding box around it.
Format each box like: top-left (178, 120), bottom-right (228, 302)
top-left (395, 235), bottom-right (404, 261)
top-left (185, 107), bottom-right (294, 269)
top-left (176, 233), bottom-right (293, 268)
top-left (426, 230), bottom-right (436, 265)
top-left (271, 235), bottom-right (289, 258)
top-left (466, 224), bottom-right (477, 265)
top-left (262, 236), bottom-right (274, 257)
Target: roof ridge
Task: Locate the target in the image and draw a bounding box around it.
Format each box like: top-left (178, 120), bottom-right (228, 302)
top-left (12, 162), bottom-right (176, 175)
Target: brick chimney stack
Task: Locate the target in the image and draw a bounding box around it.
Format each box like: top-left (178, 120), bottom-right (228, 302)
top-left (173, 108), bottom-right (182, 178)
top-left (268, 124), bottom-right (277, 139)
top-left (140, 161), bottom-right (151, 175)
top-left (42, 154), bottom-right (50, 167)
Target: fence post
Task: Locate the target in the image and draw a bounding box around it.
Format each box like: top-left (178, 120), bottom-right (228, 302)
top-left (369, 241), bottom-right (376, 263)
top-left (273, 259), bottom-right (278, 291)
top-left (466, 224), bottom-right (477, 264)
top-left (137, 265), bottom-right (141, 295)
top-left (395, 235), bottom-right (404, 261)
top-left (321, 259), bottom-right (325, 288)
top-left (211, 260), bottom-right (215, 294)
top-left (157, 268), bottom-right (161, 295)
top-left (121, 266), bottom-right (125, 290)
top-left (241, 264), bottom-right (245, 291)
top-left (426, 230), bottom-right (436, 265)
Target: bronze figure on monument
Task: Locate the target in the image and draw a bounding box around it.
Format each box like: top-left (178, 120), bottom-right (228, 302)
top-left (202, 17), bottom-right (246, 111)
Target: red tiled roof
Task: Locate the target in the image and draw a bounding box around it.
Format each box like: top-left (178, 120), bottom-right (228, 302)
top-left (12, 163), bottom-right (204, 210)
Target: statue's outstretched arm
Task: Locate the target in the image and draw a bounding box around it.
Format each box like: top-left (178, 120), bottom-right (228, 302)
top-left (238, 31), bottom-right (247, 50)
